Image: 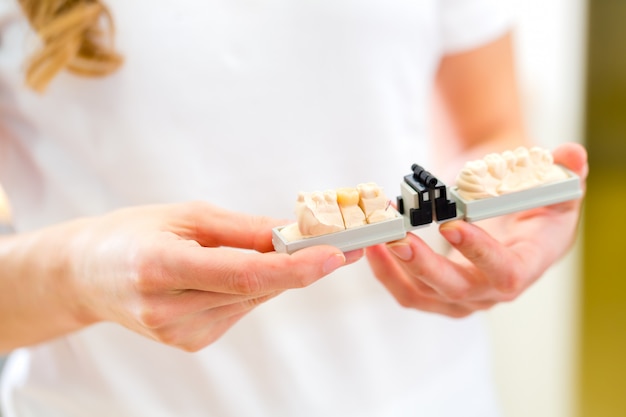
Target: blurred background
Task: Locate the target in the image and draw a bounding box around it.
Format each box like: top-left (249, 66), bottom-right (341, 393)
top-left (0, 184), bottom-right (10, 410)
top-left (488, 0), bottom-right (626, 416)
top-left (576, 0), bottom-right (626, 415)
top-left (0, 0), bottom-right (625, 416)
top-left (485, 0), bottom-right (586, 416)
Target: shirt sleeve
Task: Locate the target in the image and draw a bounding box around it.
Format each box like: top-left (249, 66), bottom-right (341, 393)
top-left (439, 0), bottom-right (514, 54)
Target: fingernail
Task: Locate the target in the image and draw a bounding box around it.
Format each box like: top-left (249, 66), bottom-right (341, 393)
top-left (344, 249), bottom-right (364, 264)
top-left (323, 253), bottom-right (346, 274)
top-left (440, 226), bottom-right (462, 245)
top-left (387, 242), bottom-right (413, 261)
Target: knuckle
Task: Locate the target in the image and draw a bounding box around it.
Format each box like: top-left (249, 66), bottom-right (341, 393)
top-left (396, 291), bottom-right (430, 310)
top-left (483, 301), bottom-right (498, 311)
top-left (449, 311), bottom-right (474, 319)
top-left (467, 244), bottom-right (492, 262)
top-left (396, 295), bottom-right (415, 309)
top-left (242, 294), bottom-right (272, 309)
top-left (443, 286), bottom-right (471, 302)
top-left (497, 269), bottom-right (524, 295)
top-left (129, 247), bottom-right (163, 294)
top-left (183, 333), bottom-right (224, 352)
top-left (474, 301), bottom-right (498, 311)
top-left (135, 304), bottom-right (166, 329)
top-left (498, 290), bottom-right (521, 303)
top-left (292, 271), bottom-right (317, 289)
top-left (150, 328), bottom-right (177, 346)
top-left (178, 342), bottom-right (205, 353)
top-left (232, 270), bottom-right (263, 295)
top-left (131, 273), bottom-right (153, 295)
top-left (251, 216), bottom-right (279, 251)
top-left (447, 309), bottom-right (473, 319)
top-left (150, 329), bottom-right (199, 352)
top-left (284, 258), bottom-right (319, 289)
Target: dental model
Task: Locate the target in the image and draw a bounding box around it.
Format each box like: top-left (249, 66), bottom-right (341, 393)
top-left (280, 183), bottom-right (395, 242)
top-left (296, 190), bottom-right (345, 237)
top-left (273, 148), bottom-right (582, 253)
top-left (336, 187), bottom-right (367, 229)
top-left (456, 146), bottom-right (569, 201)
top-left (357, 182), bottom-right (397, 224)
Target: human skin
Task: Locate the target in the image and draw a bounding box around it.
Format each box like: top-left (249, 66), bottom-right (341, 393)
top-left (0, 202), bottom-right (361, 352)
top-left (365, 32), bottom-right (589, 317)
top-left (0, 31), bottom-right (588, 351)
top-left (367, 143), bottom-right (587, 317)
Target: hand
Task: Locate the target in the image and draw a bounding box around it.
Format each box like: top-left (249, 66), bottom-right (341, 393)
top-left (365, 143), bottom-right (588, 318)
top-left (62, 202), bottom-right (359, 351)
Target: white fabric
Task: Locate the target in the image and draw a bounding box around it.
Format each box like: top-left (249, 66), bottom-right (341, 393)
top-left (0, 1), bottom-right (510, 415)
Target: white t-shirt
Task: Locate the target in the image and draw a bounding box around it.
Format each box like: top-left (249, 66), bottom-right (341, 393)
top-left (0, 1), bottom-right (511, 416)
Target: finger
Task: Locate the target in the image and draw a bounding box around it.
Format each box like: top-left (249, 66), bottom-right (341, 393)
top-left (439, 220), bottom-right (527, 294)
top-left (187, 312), bottom-right (249, 351)
top-left (366, 247), bottom-right (477, 317)
top-left (381, 233), bottom-right (485, 300)
top-left (145, 293), bottom-right (279, 351)
top-left (133, 289), bottom-right (280, 329)
top-left (395, 296), bottom-right (476, 318)
top-left (367, 236), bottom-right (459, 300)
top-left (367, 241), bottom-right (499, 316)
top-left (152, 312), bottom-right (247, 352)
top-left (170, 201), bottom-right (284, 252)
top-left (163, 244), bottom-right (347, 294)
top-left (366, 241), bottom-right (428, 302)
top-left (344, 249), bottom-right (365, 265)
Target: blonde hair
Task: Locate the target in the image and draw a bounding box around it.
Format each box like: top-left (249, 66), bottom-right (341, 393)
top-left (18, 0), bottom-right (123, 92)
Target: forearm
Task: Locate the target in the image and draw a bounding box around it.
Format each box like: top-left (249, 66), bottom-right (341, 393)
top-left (435, 32), bottom-right (532, 177)
top-left (0, 222), bottom-right (96, 353)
